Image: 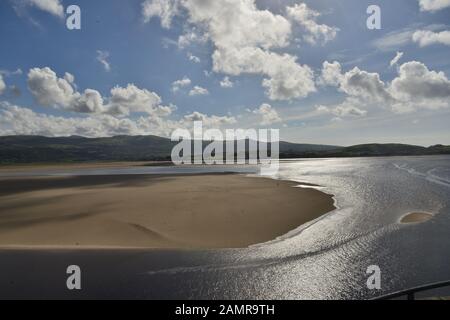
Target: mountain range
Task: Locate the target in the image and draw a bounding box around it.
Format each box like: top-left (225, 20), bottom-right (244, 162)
top-left (0, 135), bottom-right (449, 164)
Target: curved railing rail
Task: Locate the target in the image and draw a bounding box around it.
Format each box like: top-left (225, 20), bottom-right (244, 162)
top-left (374, 280), bottom-right (450, 300)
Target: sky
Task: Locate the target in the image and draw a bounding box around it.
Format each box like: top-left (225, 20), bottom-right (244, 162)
top-left (0, 0), bottom-right (449, 146)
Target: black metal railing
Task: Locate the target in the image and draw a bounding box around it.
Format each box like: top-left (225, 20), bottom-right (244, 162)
top-left (374, 280), bottom-right (450, 300)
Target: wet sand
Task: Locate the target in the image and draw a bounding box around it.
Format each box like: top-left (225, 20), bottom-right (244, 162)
top-left (0, 174), bottom-right (335, 249)
top-left (0, 161), bottom-right (159, 172)
top-left (400, 212), bottom-right (433, 224)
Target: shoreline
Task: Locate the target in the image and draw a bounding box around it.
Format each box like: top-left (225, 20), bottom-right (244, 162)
top-left (0, 173), bottom-right (335, 249)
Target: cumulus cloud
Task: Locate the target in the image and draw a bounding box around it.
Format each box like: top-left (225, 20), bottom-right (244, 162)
top-left (412, 30), bottom-right (450, 46)
top-left (142, 0), bottom-right (179, 28)
top-left (213, 47), bottom-right (315, 100)
top-left (318, 61), bottom-right (343, 86)
top-left (220, 76), bottom-right (234, 88)
top-left (0, 102), bottom-right (144, 137)
top-left (252, 103), bottom-right (282, 125)
top-left (340, 67), bottom-right (392, 103)
top-left (0, 102), bottom-right (240, 138)
top-left (390, 51), bottom-right (404, 67)
top-left (142, 0), bottom-right (317, 101)
top-left (28, 67), bottom-right (106, 113)
top-left (172, 78), bottom-right (209, 97)
top-left (287, 3), bottom-right (338, 45)
top-left (189, 85), bottom-right (209, 96)
top-left (0, 75), bottom-right (5, 95)
top-left (107, 84), bottom-right (172, 117)
top-left (28, 67), bottom-right (81, 110)
top-left (171, 77), bottom-right (192, 92)
top-left (27, 67), bottom-right (174, 117)
top-left (0, 70), bottom-right (22, 97)
top-left (320, 61), bottom-right (393, 105)
top-left (96, 50), bottom-right (111, 72)
top-left (389, 61), bottom-right (450, 111)
top-left (318, 60), bottom-right (450, 115)
top-left (418, 0), bottom-right (450, 12)
top-left (181, 111), bottom-right (236, 127)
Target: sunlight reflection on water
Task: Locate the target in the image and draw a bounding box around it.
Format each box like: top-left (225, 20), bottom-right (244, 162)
top-left (2, 156), bottom-right (450, 299)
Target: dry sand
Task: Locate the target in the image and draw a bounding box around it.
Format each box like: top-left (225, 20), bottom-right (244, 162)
top-left (0, 174), bottom-right (335, 249)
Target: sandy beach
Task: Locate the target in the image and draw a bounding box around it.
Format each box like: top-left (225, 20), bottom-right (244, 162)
top-left (0, 173), bottom-right (335, 249)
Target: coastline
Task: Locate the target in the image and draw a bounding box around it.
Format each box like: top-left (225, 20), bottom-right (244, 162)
top-left (0, 173), bottom-right (335, 249)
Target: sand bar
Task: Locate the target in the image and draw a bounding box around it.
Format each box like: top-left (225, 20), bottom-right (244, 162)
top-left (0, 174), bottom-right (335, 249)
top-left (400, 212), bottom-right (433, 224)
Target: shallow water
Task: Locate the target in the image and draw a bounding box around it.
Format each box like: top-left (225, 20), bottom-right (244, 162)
top-left (1, 155), bottom-right (450, 299)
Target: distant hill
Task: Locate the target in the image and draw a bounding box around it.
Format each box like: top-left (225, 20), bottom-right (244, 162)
top-left (0, 135), bottom-right (448, 164)
top-left (280, 143), bottom-right (450, 158)
top-left (0, 135), bottom-right (176, 164)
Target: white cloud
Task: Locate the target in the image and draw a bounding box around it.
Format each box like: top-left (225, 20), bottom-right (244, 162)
top-left (28, 67), bottom-right (80, 110)
top-left (27, 67), bottom-right (105, 114)
top-left (371, 28), bottom-right (416, 51)
top-left (180, 0), bottom-right (291, 50)
top-left (316, 98), bottom-right (367, 118)
top-left (419, 0), bottom-right (450, 12)
top-left (142, 0), bottom-right (316, 101)
top-left (319, 60), bottom-right (450, 115)
top-left (189, 85), bottom-right (209, 96)
top-left (371, 25), bottom-right (447, 51)
top-left (390, 51), bottom-right (404, 67)
top-left (389, 61), bottom-right (450, 112)
top-left (142, 0), bottom-right (179, 28)
top-left (252, 103), bottom-right (282, 125)
top-left (22, 0), bottom-right (64, 18)
top-left (287, 3), bottom-right (338, 45)
top-left (220, 76), bottom-right (233, 88)
top-left (71, 89), bottom-right (105, 114)
top-left (107, 84), bottom-right (171, 117)
top-left (27, 67), bottom-right (174, 117)
top-left (177, 30), bottom-right (208, 48)
top-left (321, 61), bottom-right (382, 100)
top-left (96, 50), bottom-right (111, 72)
top-left (0, 75), bottom-right (5, 95)
top-left (412, 30), bottom-right (450, 46)
top-left (339, 67), bottom-right (392, 103)
top-left (188, 53), bottom-right (201, 63)
top-left (181, 111), bottom-right (236, 127)
top-left (0, 68), bottom-right (23, 76)
top-left (0, 102), bottom-right (144, 137)
top-left (318, 61), bottom-right (343, 86)
top-left (171, 77), bottom-right (192, 92)
top-left (0, 102), bottom-right (240, 138)
top-left (212, 47), bottom-right (315, 100)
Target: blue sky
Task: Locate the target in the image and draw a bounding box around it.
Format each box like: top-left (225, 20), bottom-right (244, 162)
top-left (0, 0), bottom-right (449, 146)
